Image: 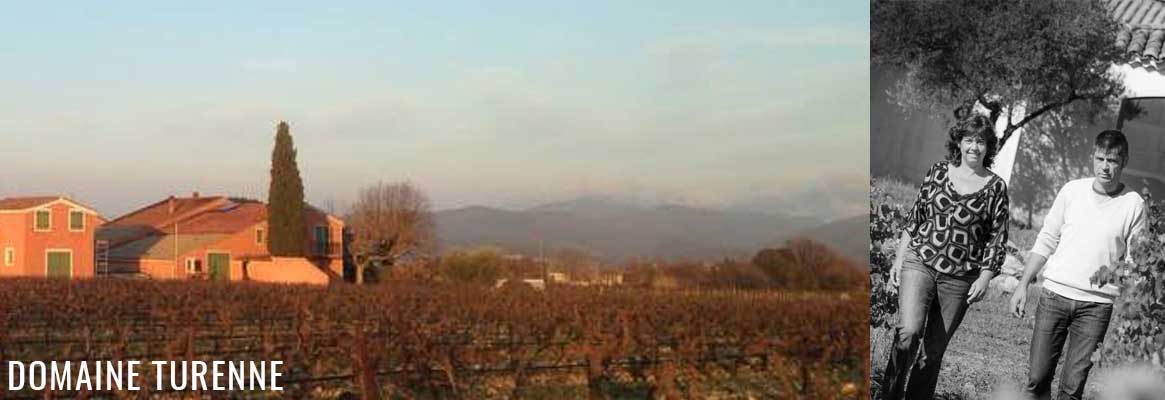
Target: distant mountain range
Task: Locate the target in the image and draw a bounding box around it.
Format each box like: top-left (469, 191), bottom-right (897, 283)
top-left (785, 214), bottom-right (868, 268)
top-left (435, 196), bottom-right (867, 266)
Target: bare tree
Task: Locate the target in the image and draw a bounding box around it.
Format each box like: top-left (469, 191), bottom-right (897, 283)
top-left (346, 181), bottom-right (436, 284)
top-left (785, 237), bottom-right (863, 290)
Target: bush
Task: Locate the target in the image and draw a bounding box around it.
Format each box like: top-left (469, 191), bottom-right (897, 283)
top-left (438, 246), bottom-right (508, 286)
top-left (870, 178), bottom-right (911, 330)
top-left (1091, 200), bottom-right (1165, 369)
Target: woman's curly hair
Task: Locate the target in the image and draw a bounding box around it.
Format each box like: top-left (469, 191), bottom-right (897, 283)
top-left (946, 113), bottom-right (998, 169)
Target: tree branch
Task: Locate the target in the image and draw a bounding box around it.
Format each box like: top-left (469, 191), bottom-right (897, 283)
top-left (977, 94), bottom-right (1003, 125)
top-left (1000, 93), bottom-right (1082, 147)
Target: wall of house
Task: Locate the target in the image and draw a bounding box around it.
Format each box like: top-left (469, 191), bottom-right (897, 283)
top-left (303, 211), bottom-right (344, 258)
top-left (0, 213), bottom-right (28, 277)
top-left (235, 257), bottom-right (330, 285)
top-left (3, 203), bottom-right (98, 278)
top-left (139, 259), bottom-right (179, 279)
top-left (174, 223), bottom-right (270, 280)
top-left (305, 212), bottom-right (345, 279)
top-left (171, 213), bottom-right (344, 281)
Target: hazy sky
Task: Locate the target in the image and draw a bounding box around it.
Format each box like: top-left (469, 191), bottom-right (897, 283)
top-left (0, 1), bottom-right (869, 217)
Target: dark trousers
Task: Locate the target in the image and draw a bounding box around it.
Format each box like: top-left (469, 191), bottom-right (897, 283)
top-left (1023, 286), bottom-right (1113, 400)
top-left (881, 251), bottom-right (976, 400)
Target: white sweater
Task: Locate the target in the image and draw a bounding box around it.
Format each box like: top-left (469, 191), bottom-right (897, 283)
top-left (1031, 178), bottom-right (1146, 303)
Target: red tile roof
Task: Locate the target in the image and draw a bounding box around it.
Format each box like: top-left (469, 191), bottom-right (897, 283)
top-left (0, 196), bottom-right (62, 210)
top-left (172, 201), bottom-right (267, 234)
top-left (0, 196), bottom-right (103, 217)
top-left (101, 195), bottom-right (341, 250)
top-left (1112, 0), bottom-right (1165, 69)
top-left (103, 196), bottom-right (230, 229)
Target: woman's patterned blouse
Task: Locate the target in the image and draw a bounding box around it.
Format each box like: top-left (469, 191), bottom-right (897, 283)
top-left (906, 161), bottom-right (1009, 276)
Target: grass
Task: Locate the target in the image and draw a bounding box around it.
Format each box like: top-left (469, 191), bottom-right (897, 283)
top-left (870, 289), bottom-right (1119, 400)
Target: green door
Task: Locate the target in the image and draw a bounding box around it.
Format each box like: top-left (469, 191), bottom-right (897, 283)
top-left (46, 251), bottom-right (72, 278)
top-left (207, 253), bottom-right (230, 281)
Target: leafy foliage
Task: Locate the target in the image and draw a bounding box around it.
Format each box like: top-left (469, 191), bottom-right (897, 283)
top-left (613, 240), bottom-right (865, 291)
top-left (1091, 200), bottom-right (1165, 369)
top-left (753, 239), bottom-right (867, 290)
top-left (267, 121), bottom-right (307, 257)
top-left (438, 246), bottom-right (509, 285)
top-left (870, 179), bottom-right (908, 329)
top-left (872, 0), bottom-right (1125, 146)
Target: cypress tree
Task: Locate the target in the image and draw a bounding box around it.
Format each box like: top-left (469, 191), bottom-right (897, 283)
top-left (267, 121), bottom-right (307, 256)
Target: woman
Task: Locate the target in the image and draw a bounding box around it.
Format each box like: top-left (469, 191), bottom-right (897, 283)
top-left (880, 114), bottom-right (1010, 399)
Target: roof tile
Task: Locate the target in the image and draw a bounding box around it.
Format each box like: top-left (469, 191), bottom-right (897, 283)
top-left (171, 201), bottom-right (267, 234)
top-left (0, 196), bottom-right (60, 210)
top-left (1112, 0), bottom-right (1165, 69)
top-left (104, 197), bottom-right (229, 228)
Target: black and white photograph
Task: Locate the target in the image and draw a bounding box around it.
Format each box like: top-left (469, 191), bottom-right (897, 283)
top-left (871, 0), bottom-right (1165, 399)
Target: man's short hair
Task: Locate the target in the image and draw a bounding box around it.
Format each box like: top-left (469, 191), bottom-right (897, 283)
top-left (1095, 130), bottom-right (1130, 164)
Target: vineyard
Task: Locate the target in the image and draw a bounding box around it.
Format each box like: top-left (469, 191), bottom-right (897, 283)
top-left (0, 279), bottom-right (867, 399)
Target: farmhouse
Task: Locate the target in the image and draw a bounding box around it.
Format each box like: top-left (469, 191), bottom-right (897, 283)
top-left (97, 194), bottom-right (345, 284)
top-left (0, 196), bottom-right (105, 278)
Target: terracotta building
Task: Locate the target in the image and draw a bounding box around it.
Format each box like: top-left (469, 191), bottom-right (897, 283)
top-left (0, 196), bottom-right (105, 278)
top-left (97, 194), bottom-right (345, 284)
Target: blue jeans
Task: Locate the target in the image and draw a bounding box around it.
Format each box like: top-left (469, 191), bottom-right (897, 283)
top-left (1024, 286), bottom-right (1113, 400)
top-left (881, 250), bottom-right (977, 400)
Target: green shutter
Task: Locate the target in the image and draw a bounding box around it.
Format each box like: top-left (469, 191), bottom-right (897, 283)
top-left (70, 211), bottom-right (84, 230)
top-left (46, 251), bottom-right (71, 278)
top-left (207, 253), bottom-right (230, 281)
top-left (35, 211), bottom-right (50, 230)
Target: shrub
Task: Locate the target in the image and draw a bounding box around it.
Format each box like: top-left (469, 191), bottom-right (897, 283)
top-left (1091, 200), bottom-right (1165, 369)
top-left (870, 178), bottom-right (911, 329)
top-left (438, 246), bottom-right (508, 285)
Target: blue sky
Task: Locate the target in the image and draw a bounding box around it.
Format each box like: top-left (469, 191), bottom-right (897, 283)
top-left (0, 1), bottom-right (869, 217)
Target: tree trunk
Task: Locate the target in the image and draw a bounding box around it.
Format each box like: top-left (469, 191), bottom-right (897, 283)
top-left (351, 329), bottom-right (381, 400)
top-left (586, 349), bottom-right (609, 400)
top-left (356, 262), bottom-right (365, 285)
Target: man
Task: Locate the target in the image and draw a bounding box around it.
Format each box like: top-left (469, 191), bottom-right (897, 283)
top-left (1009, 130), bottom-right (1146, 400)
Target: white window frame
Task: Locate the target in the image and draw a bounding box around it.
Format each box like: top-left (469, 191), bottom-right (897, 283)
top-left (68, 209), bottom-right (85, 232)
top-left (4, 247), bottom-right (14, 266)
top-left (33, 209), bottom-right (52, 232)
top-left (185, 257), bottom-right (201, 274)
